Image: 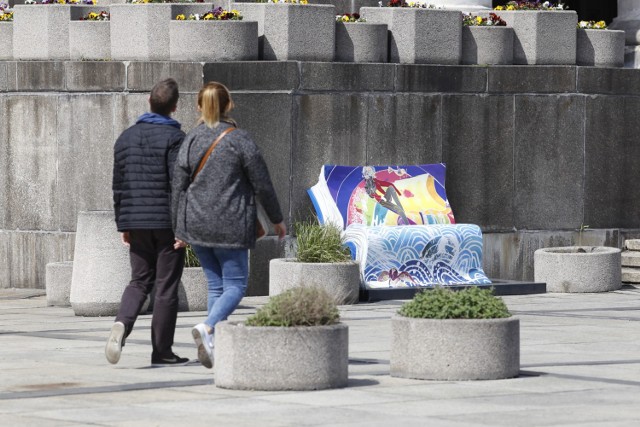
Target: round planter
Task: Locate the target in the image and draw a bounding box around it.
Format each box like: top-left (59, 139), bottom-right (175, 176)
top-left (69, 210), bottom-right (131, 316)
top-left (45, 261), bottom-right (74, 307)
top-left (69, 21), bottom-right (111, 61)
top-left (169, 20), bottom-right (258, 62)
top-left (269, 258), bottom-right (360, 305)
top-left (390, 315), bottom-right (520, 381)
top-left (534, 246), bottom-right (622, 293)
top-left (178, 267), bottom-right (207, 312)
top-left (462, 26), bottom-right (513, 65)
top-left (0, 22), bottom-right (13, 60)
top-left (214, 321), bottom-right (349, 390)
top-left (576, 29), bottom-right (625, 67)
top-left (335, 22), bottom-right (388, 63)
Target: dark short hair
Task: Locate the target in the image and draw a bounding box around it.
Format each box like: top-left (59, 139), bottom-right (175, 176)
top-left (149, 78), bottom-right (179, 116)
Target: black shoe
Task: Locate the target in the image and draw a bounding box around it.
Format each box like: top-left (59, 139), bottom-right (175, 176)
top-left (151, 353), bottom-right (190, 366)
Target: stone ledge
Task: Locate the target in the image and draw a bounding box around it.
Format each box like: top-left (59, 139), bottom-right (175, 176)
top-left (577, 67), bottom-right (640, 96)
top-left (488, 66), bottom-right (576, 94)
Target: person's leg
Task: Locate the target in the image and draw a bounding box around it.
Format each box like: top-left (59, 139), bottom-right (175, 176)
top-left (107, 230), bottom-right (155, 364)
top-left (204, 248), bottom-right (249, 328)
top-left (191, 245), bottom-right (223, 319)
top-left (115, 230), bottom-right (156, 336)
top-left (150, 229), bottom-right (185, 362)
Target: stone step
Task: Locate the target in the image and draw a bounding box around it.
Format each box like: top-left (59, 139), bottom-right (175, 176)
top-left (622, 251), bottom-right (640, 267)
top-left (625, 240), bottom-right (640, 251)
top-left (622, 267), bottom-right (640, 283)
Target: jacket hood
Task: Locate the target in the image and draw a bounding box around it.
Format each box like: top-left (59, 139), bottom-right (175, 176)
top-left (136, 112), bottom-right (182, 129)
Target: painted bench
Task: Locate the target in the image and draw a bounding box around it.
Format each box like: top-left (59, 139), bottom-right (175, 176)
top-left (308, 164), bottom-right (491, 289)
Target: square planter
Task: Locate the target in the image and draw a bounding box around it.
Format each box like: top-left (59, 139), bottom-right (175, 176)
top-left (335, 21), bottom-right (388, 63)
top-left (169, 20), bottom-right (258, 62)
top-left (110, 3), bottom-right (213, 61)
top-left (360, 7), bottom-right (462, 65)
top-left (498, 10), bottom-right (578, 65)
top-left (0, 22), bottom-right (12, 60)
top-left (462, 25), bottom-right (513, 65)
top-left (577, 29), bottom-right (625, 67)
top-left (69, 13), bottom-right (111, 61)
top-left (233, 3), bottom-right (335, 61)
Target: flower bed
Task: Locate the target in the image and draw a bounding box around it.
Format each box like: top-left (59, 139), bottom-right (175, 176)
top-left (335, 13), bottom-right (387, 63)
top-left (232, 2), bottom-right (335, 61)
top-left (169, 7), bottom-right (258, 61)
top-left (576, 22), bottom-right (625, 67)
top-left (361, 5), bottom-right (462, 64)
top-left (69, 10), bottom-right (110, 61)
top-left (461, 13), bottom-right (513, 65)
top-left (495, 2), bottom-right (577, 65)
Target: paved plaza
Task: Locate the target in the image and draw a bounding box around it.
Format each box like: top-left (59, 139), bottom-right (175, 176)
top-left (1, 287), bottom-right (640, 426)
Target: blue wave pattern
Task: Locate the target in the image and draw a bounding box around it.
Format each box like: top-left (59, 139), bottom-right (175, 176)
top-left (344, 224), bottom-right (491, 289)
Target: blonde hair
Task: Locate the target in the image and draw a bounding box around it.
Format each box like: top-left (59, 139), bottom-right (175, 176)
top-left (197, 82), bottom-right (236, 128)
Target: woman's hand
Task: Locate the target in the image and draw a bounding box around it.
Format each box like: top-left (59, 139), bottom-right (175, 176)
top-left (174, 238), bottom-right (188, 250)
top-left (273, 222), bottom-right (287, 240)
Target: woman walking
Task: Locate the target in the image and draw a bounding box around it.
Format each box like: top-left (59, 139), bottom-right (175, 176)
top-left (172, 82), bottom-right (286, 368)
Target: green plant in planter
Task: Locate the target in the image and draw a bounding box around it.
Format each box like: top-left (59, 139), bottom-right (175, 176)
top-left (246, 286), bottom-right (340, 326)
top-left (398, 286), bottom-right (511, 319)
top-left (294, 220), bottom-right (352, 263)
top-left (184, 245), bottom-right (201, 268)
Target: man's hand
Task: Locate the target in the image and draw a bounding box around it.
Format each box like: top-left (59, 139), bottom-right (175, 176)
top-left (174, 238), bottom-right (188, 250)
top-left (273, 222), bottom-right (287, 240)
top-left (120, 232), bottom-right (130, 247)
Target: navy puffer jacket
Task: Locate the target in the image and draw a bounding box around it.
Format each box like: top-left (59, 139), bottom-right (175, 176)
top-left (112, 115), bottom-right (185, 231)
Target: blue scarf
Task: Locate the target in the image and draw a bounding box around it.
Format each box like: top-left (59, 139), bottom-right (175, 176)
top-left (136, 112), bottom-right (182, 129)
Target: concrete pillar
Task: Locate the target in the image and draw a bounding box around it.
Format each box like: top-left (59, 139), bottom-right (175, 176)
top-left (609, 0), bottom-right (640, 67)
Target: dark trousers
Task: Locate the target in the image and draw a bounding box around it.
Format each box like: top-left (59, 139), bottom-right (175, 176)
top-left (115, 229), bottom-right (185, 359)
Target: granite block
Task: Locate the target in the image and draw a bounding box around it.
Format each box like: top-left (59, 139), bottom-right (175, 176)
top-left (461, 26), bottom-right (513, 65)
top-left (577, 67), bottom-right (640, 96)
top-left (126, 62), bottom-right (204, 93)
top-left (65, 62), bottom-right (125, 92)
top-left (300, 62), bottom-right (395, 92)
top-left (203, 61), bottom-right (300, 91)
top-left (169, 20), bottom-right (258, 62)
top-left (69, 21), bottom-right (111, 61)
top-left (335, 22), bottom-right (388, 63)
top-left (396, 64), bottom-right (486, 93)
top-left (488, 66), bottom-right (576, 93)
top-left (15, 61), bottom-right (66, 92)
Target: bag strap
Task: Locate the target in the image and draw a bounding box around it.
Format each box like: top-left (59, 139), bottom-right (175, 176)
top-left (191, 127), bottom-right (236, 182)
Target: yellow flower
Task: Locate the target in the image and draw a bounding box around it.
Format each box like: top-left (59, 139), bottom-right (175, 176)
top-left (88, 12), bottom-right (98, 19)
top-left (476, 16), bottom-right (483, 24)
top-left (341, 15), bottom-right (349, 22)
top-left (203, 12), bottom-right (214, 20)
top-left (495, 5), bottom-right (504, 10)
top-left (176, 14), bottom-right (185, 20)
top-left (506, 5), bottom-right (515, 10)
top-left (57, 0), bottom-right (65, 4)
top-left (231, 9), bottom-right (240, 14)
top-left (300, 0), bottom-right (308, 4)
top-left (596, 20), bottom-right (606, 29)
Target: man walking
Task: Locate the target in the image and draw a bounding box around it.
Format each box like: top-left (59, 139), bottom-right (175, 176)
top-left (106, 78), bottom-right (189, 366)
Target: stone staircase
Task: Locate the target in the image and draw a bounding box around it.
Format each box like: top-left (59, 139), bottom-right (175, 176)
top-left (622, 240), bottom-right (640, 284)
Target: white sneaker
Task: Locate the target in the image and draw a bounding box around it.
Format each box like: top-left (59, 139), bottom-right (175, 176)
top-left (105, 322), bottom-right (125, 365)
top-left (192, 323), bottom-right (214, 369)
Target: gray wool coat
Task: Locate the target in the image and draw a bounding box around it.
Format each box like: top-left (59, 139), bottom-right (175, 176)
top-left (171, 122), bottom-right (283, 249)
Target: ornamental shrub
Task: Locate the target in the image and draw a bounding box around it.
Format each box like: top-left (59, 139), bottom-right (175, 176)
top-left (294, 220), bottom-right (352, 263)
top-left (245, 286), bottom-right (340, 327)
top-left (398, 286), bottom-right (511, 319)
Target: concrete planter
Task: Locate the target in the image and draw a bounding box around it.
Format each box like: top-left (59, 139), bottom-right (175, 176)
top-left (576, 29), bottom-right (625, 67)
top-left (169, 20), bottom-right (258, 62)
top-left (110, 3), bottom-right (212, 61)
top-left (13, 5), bottom-right (73, 60)
top-left (69, 210), bottom-right (131, 316)
top-left (69, 20), bottom-right (111, 61)
top-left (45, 261), bottom-right (73, 307)
top-left (214, 321), bottom-right (349, 390)
top-left (462, 25), bottom-right (513, 65)
top-left (534, 246), bottom-right (622, 293)
top-left (178, 267), bottom-right (207, 312)
top-left (0, 22), bottom-right (13, 60)
top-left (269, 258), bottom-right (360, 305)
top-left (360, 7), bottom-right (462, 64)
top-left (391, 315), bottom-right (520, 380)
top-left (498, 10), bottom-right (577, 65)
top-left (233, 3), bottom-right (335, 61)
top-left (335, 22), bottom-right (388, 63)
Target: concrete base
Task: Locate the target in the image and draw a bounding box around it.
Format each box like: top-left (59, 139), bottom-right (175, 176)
top-left (269, 258), bottom-right (360, 305)
top-left (576, 29), bottom-right (625, 67)
top-left (69, 210), bottom-right (130, 316)
top-left (534, 246), bottom-right (622, 293)
top-left (214, 321), bottom-right (348, 390)
top-left (462, 26), bottom-right (513, 65)
top-left (178, 267), bottom-right (207, 312)
top-left (45, 261), bottom-right (73, 307)
top-left (390, 315), bottom-right (520, 380)
top-left (335, 22), bottom-right (388, 63)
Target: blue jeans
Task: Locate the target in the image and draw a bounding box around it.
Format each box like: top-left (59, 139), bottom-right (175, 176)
top-left (191, 245), bottom-right (249, 331)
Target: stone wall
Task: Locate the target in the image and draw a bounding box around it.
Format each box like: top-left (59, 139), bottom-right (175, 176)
top-left (1, 61), bottom-right (639, 294)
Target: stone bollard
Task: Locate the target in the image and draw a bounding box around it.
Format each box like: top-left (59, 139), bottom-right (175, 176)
top-left (45, 261), bottom-right (74, 307)
top-left (69, 210), bottom-right (131, 316)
